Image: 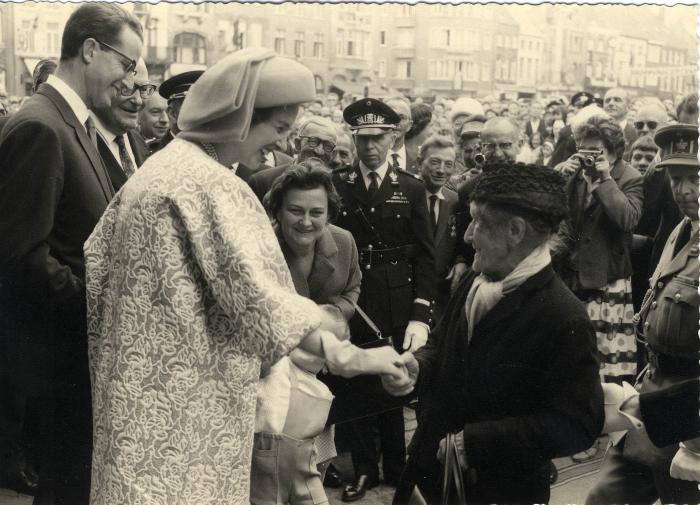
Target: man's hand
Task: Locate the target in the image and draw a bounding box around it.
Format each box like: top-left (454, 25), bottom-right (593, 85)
top-left (404, 321), bottom-right (429, 352)
top-left (555, 155), bottom-right (580, 177)
top-left (670, 443), bottom-right (700, 482)
top-left (437, 432), bottom-right (468, 470)
top-left (447, 262), bottom-right (468, 294)
top-left (382, 352), bottom-right (419, 396)
top-left (593, 153), bottom-right (612, 182)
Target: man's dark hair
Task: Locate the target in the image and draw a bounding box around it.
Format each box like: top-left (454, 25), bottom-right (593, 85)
top-left (60, 3), bottom-right (143, 62)
top-left (406, 103), bottom-right (432, 141)
top-left (32, 59), bottom-right (57, 93)
top-left (676, 94), bottom-right (698, 122)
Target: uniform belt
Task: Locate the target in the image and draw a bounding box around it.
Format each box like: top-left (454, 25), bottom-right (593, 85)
top-left (647, 348), bottom-right (700, 378)
top-left (359, 245), bottom-right (415, 267)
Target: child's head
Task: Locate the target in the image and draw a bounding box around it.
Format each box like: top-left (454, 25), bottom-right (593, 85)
top-left (629, 135), bottom-right (658, 175)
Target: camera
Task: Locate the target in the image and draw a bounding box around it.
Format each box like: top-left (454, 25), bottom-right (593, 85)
top-left (474, 153), bottom-right (486, 165)
top-left (578, 149), bottom-right (602, 169)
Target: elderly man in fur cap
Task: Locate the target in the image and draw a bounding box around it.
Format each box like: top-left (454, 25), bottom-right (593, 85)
top-left (388, 163), bottom-right (605, 505)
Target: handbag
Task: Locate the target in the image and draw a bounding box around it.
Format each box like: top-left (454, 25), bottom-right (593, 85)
top-left (320, 302), bottom-right (415, 425)
top-left (441, 432), bottom-right (467, 505)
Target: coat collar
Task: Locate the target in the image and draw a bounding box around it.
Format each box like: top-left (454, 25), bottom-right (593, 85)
top-left (653, 218), bottom-right (699, 282)
top-left (38, 83), bottom-right (114, 201)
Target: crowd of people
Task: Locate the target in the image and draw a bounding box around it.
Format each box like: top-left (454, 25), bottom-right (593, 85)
top-left (0, 4), bottom-right (698, 505)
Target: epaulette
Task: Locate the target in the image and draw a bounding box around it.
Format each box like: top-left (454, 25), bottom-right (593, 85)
top-left (396, 168), bottom-right (424, 182)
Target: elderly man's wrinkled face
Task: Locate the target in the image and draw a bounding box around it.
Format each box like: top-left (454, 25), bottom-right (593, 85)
top-left (420, 146), bottom-right (456, 193)
top-left (331, 139), bottom-right (354, 170)
top-left (669, 171), bottom-right (699, 220)
top-left (387, 99), bottom-right (412, 143)
top-left (139, 93), bottom-right (169, 140)
top-left (353, 131), bottom-right (394, 170)
top-left (297, 121), bottom-right (337, 165)
top-left (481, 119), bottom-right (521, 163)
top-left (94, 58), bottom-right (150, 135)
top-left (465, 202), bottom-right (511, 280)
top-left (603, 89), bottom-right (629, 120)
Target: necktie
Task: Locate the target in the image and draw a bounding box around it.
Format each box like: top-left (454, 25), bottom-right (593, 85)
top-left (673, 220), bottom-right (693, 257)
top-left (85, 117), bottom-right (98, 149)
top-left (367, 171), bottom-right (379, 199)
top-left (114, 135), bottom-right (136, 177)
top-left (391, 153), bottom-right (401, 170)
top-left (429, 195), bottom-right (438, 235)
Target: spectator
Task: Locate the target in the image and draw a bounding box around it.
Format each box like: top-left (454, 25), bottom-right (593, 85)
top-left (524, 100), bottom-right (547, 141)
top-left (149, 69), bottom-right (202, 154)
top-left (549, 91), bottom-right (597, 168)
top-left (330, 131), bottom-right (355, 171)
top-left (450, 97), bottom-right (485, 142)
top-left (676, 94), bottom-right (699, 124)
top-left (91, 58), bottom-right (152, 190)
top-left (633, 101), bottom-right (668, 138)
top-left (138, 90), bottom-right (169, 144)
top-left (480, 117), bottom-right (522, 164)
top-left (386, 95), bottom-right (413, 172)
top-left (603, 87), bottom-right (638, 156)
top-left (404, 102), bottom-right (433, 175)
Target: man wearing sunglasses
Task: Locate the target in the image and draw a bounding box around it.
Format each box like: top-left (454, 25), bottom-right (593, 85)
top-left (91, 58), bottom-right (152, 191)
top-left (248, 116), bottom-right (337, 202)
top-left (634, 102), bottom-right (669, 139)
top-left (0, 4), bottom-right (143, 504)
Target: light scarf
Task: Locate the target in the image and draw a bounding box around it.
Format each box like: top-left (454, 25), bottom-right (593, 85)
top-left (465, 242), bottom-right (552, 340)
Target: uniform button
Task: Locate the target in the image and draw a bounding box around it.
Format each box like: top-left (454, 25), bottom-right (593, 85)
top-left (674, 293), bottom-right (682, 303)
top-left (370, 207), bottom-right (375, 213)
top-left (368, 244), bottom-right (373, 250)
top-left (651, 301), bottom-right (657, 309)
top-left (408, 277), bottom-right (412, 282)
top-left (428, 319), bottom-right (433, 324)
top-left (657, 281), bottom-right (664, 289)
top-left (644, 322), bottom-right (651, 329)
top-left (342, 211), bottom-right (347, 216)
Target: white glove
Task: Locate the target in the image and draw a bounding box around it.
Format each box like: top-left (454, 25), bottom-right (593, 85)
top-left (671, 444), bottom-right (700, 482)
top-left (319, 331), bottom-right (406, 380)
top-left (403, 321), bottom-right (429, 352)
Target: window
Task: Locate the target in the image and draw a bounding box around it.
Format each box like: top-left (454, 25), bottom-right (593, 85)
top-left (336, 30), bottom-right (344, 57)
top-left (428, 59), bottom-right (450, 79)
top-left (378, 59), bottom-right (386, 78)
top-left (313, 33), bottom-right (324, 58)
top-left (46, 22), bottom-right (60, 54)
top-left (173, 32), bottom-right (206, 64)
top-left (396, 59), bottom-right (412, 78)
top-left (274, 29), bottom-right (286, 55)
top-left (379, 30), bottom-right (386, 46)
top-left (294, 31), bottom-right (305, 58)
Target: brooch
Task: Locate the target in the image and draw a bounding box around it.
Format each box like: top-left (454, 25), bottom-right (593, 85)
top-left (389, 170), bottom-right (399, 186)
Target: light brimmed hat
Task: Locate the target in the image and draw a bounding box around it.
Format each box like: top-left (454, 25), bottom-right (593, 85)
top-left (178, 47), bottom-right (316, 143)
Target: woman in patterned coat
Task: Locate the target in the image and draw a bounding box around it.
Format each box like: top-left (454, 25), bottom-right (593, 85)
top-left (84, 47), bottom-right (410, 505)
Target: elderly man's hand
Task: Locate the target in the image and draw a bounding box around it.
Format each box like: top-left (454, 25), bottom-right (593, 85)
top-left (381, 352), bottom-right (418, 396)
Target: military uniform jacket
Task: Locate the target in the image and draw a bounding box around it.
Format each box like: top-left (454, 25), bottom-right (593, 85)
top-left (332, 162), bottom-right (437, 344)
top-left (624, 217), bottom-right (700, 468)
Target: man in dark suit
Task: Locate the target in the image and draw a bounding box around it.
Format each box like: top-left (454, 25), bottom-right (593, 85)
top-left (389, 163), bottom-right (604, 505)
top-left (418, 135), bottom-right (460, 321)
top-left (0, 5), bottom-right (143, 504)
top-left (524, 100), bottom-right (548, 141)
top-left (332, 98), bottom-right (436, 501)
top-left (92, 57), bottom-right (151, 191)
top-left (386, 95), bottom-right (413, 172)
top-left (603, 88), bottom-right (637, 160)
top-left (148, 70), bottom-right (202, 154)
top-left (247, 115), bottom-right (337, 202)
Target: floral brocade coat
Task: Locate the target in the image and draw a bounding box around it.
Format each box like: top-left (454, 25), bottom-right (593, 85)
top-left (85, 139), bottom-right (321, 505)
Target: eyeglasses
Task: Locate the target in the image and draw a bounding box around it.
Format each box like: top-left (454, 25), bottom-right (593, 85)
top-left (117, 82), bottom-right (156, 99)
top-left (95, 39), bottom-right (137, 75)
top-left (427, 158), bottom-right (455, 170)
top-left (632, 152), bottom-right (656, 163)
top-left (462, 146), bottom-right (481, 155)
top-left (300, 136), bottom-right (335, 153)
top-left (634, 121), bottom-right (658, 131)
top-left (481, 142), bottom-right (514, 153)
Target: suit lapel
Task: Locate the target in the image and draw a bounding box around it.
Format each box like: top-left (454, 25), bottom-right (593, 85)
top-left (307, 228), bottom-right (338, 300)
top-left (39, 85), bottom-right (114, 201)
top-left (127, 130), bottom-right (149, 167)
top-left (657, 221), bottom-right (697, 280)
top-left (434, 198), bottom-right (449, 244)
top-left (96, 135), bottom-right (127, 191)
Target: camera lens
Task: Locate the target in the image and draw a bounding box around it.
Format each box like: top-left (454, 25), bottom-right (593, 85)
top-left (583, 156), bottom-right (595, 167)
top-left (474, 153), bottom-right (486, 165)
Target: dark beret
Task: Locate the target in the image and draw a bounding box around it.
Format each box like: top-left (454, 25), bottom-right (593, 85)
top-left (472, 162), bottom-right (568, 221)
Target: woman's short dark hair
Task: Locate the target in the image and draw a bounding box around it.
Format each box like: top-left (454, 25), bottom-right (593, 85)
top-left (60, 3), bottom-right (143, 62)
top-left (250, 105), bottom-right (295, 127)
top-left (573, 115), bottom-right (626, 161)
top-left (265, 161), bottom-right (341, 222)
top-left (406, 103), bottom-right (432, 141)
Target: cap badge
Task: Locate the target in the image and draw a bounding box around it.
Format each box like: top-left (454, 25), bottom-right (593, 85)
top-left (675, 138), bottom-right (689, 153)
top-left (356, 113), bottom-right (386, 126)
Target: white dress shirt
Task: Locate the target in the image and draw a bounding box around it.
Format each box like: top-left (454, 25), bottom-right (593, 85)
top-left (90, 112), bottom-right (137, 170)
top-left (46, 75), bottom-right (90, 132)
top-left (426, 188), bottom-right (446, 224)
top-left (359, 160), bottom-right (389, 190)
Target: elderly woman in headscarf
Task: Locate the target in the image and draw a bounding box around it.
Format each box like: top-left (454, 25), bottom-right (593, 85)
top-left (84, 47), bottom-right (412, 505)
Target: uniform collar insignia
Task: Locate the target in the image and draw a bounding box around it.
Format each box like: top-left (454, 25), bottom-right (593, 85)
top-left (347, 170), bottom-right (357, 184)
top-left (389, 169), bottom-right (399, 186)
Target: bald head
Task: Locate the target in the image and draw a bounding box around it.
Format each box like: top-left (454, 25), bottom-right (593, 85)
top-left (634, 103), bottom-right (668, 137)
top-left (481, 117), bottom-right (521, 163)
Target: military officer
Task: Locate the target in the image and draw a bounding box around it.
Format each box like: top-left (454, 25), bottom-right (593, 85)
top-left (149, 70), bottom-right (203, 153)
top-left (587, 123), bottom-right (700, 505)
top-left (332, 98), bottom-right (437, 501)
